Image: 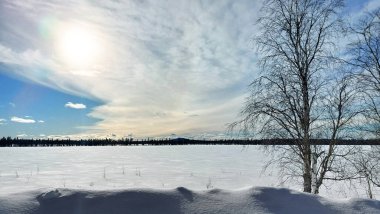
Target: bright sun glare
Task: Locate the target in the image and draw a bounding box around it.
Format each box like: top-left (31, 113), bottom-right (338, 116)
top-left (57, 24), bottom-right (102, 68)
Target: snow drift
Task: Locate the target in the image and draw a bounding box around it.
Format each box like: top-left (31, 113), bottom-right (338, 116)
top-left (1, 187), bottom-right (380, 214)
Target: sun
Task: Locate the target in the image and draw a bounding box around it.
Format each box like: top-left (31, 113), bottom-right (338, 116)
top-left (56, 24), bottom-right (102, 68)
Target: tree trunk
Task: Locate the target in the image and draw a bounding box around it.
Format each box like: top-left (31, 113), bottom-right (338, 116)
top-left (367, 176), bottom-right (373, 199)
top-left (311, 150), bottom-right (318, 194)
top-left (303, 159), bottom-right (312, 192)
top-left (303, 142), bottom-right (312, 193)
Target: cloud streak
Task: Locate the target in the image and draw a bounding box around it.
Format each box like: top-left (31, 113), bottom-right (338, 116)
top-left (65, 102), bottom-right (86, 109)
top-left (11, 116), bottom-right (36, 124)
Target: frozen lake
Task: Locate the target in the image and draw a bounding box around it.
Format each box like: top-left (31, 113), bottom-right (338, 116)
top-left (0, 145), bottom-right (373, 198)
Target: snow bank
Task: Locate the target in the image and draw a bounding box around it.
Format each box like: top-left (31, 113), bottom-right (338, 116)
top-left (1, 187), bottom-right (380, 214)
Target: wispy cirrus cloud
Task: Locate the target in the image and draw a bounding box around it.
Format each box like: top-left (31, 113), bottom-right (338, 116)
top-left (0, 0), bottom-right (262, 138)
top-left (11, 116), bottom-right (36, 124)
top-left (65, 102), bottom-right (86, 109)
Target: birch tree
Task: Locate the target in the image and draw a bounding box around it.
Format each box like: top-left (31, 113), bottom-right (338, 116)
top-left (230, 0), bottom-right (351, 193)
top-left (344, 8), bottom-right (380, 199)
top-left (349, 9), bottom-right (380, 135)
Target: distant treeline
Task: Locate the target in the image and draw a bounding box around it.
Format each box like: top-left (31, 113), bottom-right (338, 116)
top-left (1, 137), bottom-right (380, 147)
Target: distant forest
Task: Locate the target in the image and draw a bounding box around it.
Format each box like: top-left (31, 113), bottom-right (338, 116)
top-left (1, 137), bottom-right (380, 147)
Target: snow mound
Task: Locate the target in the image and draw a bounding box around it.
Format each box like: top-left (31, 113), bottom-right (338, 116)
top-left (1, 187), bottom-right (380, 214)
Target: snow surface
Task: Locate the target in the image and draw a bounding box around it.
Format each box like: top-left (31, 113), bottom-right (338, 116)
top-left (1, 187), bottom-right (380, 214)
top-left (1, 145), bottom-right (380, 213)
top-left (0, 146), bottom-right (278, 193)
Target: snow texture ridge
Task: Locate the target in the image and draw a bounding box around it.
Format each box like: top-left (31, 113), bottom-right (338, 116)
top-left (1, 187), bottom-right (380, 214)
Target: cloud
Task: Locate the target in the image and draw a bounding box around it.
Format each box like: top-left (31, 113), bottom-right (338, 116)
top-left (38, 120), bottom-right (45, 123)
top-left (11, 116), bottom-right (36, 123)
top-left (0, 119), bottom-right (6, 125)
top-left (65, 102), bottom-right (86, 109)
top-left (0, 0), bottom-right (261, 137)
top-left (9, 102), bottom-right (15, 107)
top-left (363, 0), bottom-right (380, 13)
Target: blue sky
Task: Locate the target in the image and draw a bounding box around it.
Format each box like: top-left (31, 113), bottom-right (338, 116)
top-left (0, 0), bottom-right (378, 139)
top-left (0, 72), bottom-right (100, 138)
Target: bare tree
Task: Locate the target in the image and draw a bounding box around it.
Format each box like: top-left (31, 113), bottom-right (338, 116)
top-left (349, 9), bottom-right (380, 135)
top-left (350, 146), bottom-right (380, 199)
top-left (311, 76), bottom-right (362, 194)
top-left (261, 75), bottom-right (362, 194)
top-left (326, 146), bottom-right (380, 199)
top-left (230, 0), bottom-right (352, 193)
top-left (344, 10), bottom-right (380, 198)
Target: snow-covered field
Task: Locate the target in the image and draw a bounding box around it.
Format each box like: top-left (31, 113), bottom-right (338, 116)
top-left (0, 146), bottom-right (279, 193)
top-left (1, 145), bottom-right (379, 213)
